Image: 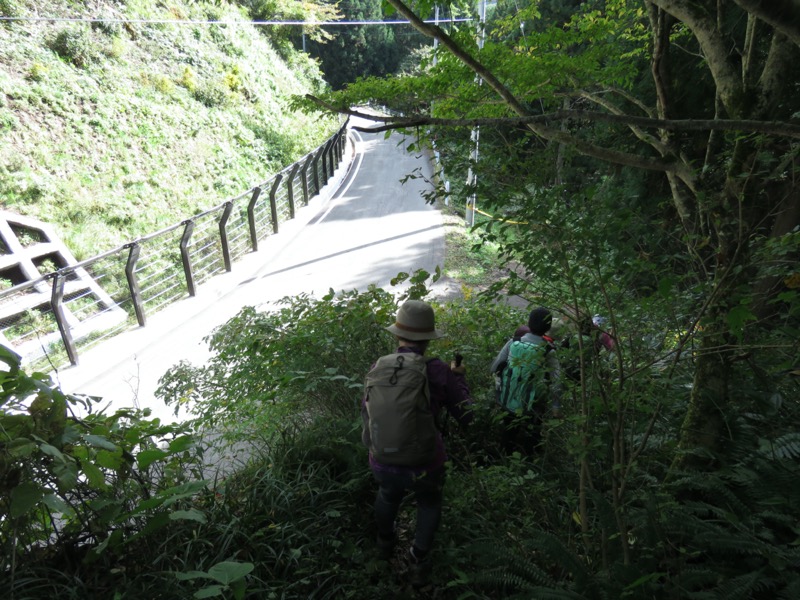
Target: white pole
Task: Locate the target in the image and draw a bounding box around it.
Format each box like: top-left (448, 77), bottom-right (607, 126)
top-left (433, 4), bottom-right (439, 64)
top-left (466, 0), bottom-right (486, 227)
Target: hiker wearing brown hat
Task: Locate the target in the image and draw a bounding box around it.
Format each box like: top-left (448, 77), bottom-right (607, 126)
top-left (361, 299), bottom-right (473, 588)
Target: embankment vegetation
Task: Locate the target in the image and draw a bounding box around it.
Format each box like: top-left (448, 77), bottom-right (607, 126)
top-left (0, 0), bottom-right (338, 259)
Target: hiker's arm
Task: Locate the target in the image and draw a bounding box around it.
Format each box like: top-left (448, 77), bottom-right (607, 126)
top-left (444, 367), bottom-right (474, 427)
top-left (360, 395), bottom-right (371, 447)
top-left (489, 340), bottom-right (512, 375)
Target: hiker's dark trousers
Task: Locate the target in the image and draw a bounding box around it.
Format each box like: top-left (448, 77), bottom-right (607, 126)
top-left (373, 465), bottom-right (446, 552)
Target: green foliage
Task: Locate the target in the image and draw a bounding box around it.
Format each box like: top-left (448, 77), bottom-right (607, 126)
top-left (6, 289), bottom-right (800, 597)
top-left (4, 0), bottom-right (800, 596)
top-left (0, 344), bottom-right (208, 591)
top-left (322, 0), bottom-right (800, 462)
top-left (26, 62), bottom-right (47, 82)
top-left (104, 35), bottom-right (127, 59)
top-left (156, 286), bottom-right (399, 433)
top-left (49, 26), bottom-right (99, 68)
top-left (175, 560), bottom-right (255, 599)
top-left (193, 80), bottom-right (230, 107)
top-left (180, 65), bottom-right (198, 92)
top-left (155, 277), bottom-right (525, 434)
top-left (0, 0), bottom-right (19, 21)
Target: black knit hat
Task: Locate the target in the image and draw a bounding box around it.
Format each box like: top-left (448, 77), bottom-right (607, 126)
top-left (527, 307), bottom-right (553, 335)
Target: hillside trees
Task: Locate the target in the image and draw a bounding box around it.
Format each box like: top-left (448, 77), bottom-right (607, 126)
top-left (302, 0), bottom-right (425, 89)
top-left (302, 0), bottom-right (800, 467)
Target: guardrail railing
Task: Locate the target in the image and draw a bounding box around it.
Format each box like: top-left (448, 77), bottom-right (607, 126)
top-left (0, 121), bottom-right (349, 371)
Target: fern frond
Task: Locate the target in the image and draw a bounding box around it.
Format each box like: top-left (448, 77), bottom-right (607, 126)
top-left (777, 573), bottom-right (800, 599)
top-left (466, 539), bottom-right (556, 593)
top-left (767, 432), bottom-right (800, 460)
top-left (682, 499), bottom-right (737, 521)
top-left (714, 569), bottom-right (772, 600)
top-left (513, 586), bottom-right (590, 599)
top-left (671, 472), bottom-right (750, 516)
top-left (693, 529), bottom-right (769, 557)
top-left (673, 566), bottom-right (719, 592)
top-left (529, 530), bottom-right (592, 587)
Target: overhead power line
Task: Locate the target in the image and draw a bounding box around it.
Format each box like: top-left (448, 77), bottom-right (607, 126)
top-left (0, 16), bottom-right (472, 26)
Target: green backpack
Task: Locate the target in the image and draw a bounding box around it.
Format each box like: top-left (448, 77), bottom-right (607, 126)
top-left (364, 352), bottom-right (437, 466)
top-left (498, 341), bottom-right (552, 414)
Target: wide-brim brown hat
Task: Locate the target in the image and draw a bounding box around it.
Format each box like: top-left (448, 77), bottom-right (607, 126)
top-left (386, 300), bottom-right (444, 341)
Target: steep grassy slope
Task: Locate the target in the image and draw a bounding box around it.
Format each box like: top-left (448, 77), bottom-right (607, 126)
top-left (0, 0), bottom-right (338, 259)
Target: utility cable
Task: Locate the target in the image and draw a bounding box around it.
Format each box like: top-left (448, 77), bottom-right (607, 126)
top-left (0, 16), bottom-right (472, 26)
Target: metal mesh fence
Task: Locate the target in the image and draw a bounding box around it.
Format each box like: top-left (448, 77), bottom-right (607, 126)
top-left (188, 207), bottom-right (226, 288)
top-left (274, 174), bottom-right (292, 226)
top-left (251, 183), bottom-right (275, 245)
top-left (0, 277), bottom-right (67, 371)
top-left (227, 191), bottom-right (254, 263)
top-left (135, 226), bottom-right (187, 316)
top-left (64, 248), bottom-right (136, 358)
top-left (0, 121), bottom-right (349, 368)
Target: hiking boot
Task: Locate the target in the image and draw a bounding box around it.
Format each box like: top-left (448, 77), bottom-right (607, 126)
top-left (408, 547), bottom-right (432, 588)
top-left (376, 533), bottom-right (396, 560)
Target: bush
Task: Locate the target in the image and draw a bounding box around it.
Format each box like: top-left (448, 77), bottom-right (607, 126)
top-left (154, 74), bottom-right (175, 95)
top-left (179, 65), bottom-right (197, 92)
top-left (193, 80), bottom-right (230, 107)
top-left (104, 35), bottom-right (127, 59)
top-left (26, 62), bottom-right (47, 82)
top-left (6, 287), bottom-right (800, 598)
top-left (49, 27), bottom-right (99, 68)
top-left (0, 0), bottom-right (19, 22)
top-left (0, 344), bottom-right (207, 592)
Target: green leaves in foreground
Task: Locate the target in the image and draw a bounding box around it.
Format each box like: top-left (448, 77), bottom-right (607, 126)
top-left (176, 561), bottom-right (255, 599)
top-left (1, 342), bottom-right (207, 575)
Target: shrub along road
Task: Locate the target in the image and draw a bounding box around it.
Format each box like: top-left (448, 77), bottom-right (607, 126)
top-left (51, 116), bottom-right (452, 424)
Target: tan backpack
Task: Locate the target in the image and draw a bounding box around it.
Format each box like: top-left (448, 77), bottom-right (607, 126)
top-left (364, 353), bottom-right (437, 466)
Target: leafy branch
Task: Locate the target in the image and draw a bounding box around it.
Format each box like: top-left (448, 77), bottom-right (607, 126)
top-left (307, 96), bottom-right (800, 141)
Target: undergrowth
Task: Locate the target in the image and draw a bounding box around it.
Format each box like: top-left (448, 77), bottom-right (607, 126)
top-left (4, 282), bottom-right (799, 598)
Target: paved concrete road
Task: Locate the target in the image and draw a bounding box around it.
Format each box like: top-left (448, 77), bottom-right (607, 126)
top-left (52, 116), bottom-right (452, 423)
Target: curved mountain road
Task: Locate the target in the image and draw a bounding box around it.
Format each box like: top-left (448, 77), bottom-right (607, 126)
top-left (53, 116), bottom-right (458, 423)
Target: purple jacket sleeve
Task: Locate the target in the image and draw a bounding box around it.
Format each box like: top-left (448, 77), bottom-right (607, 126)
top-left (426, 357), bottom-right (474, 427)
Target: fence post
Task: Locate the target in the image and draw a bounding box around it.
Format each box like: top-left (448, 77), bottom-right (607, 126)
top-left (247, 186), bottom-right (262, 252)
top-left (336, 129), bottom-right (344, 163)
top-left (269, 173), bottom-right (284, 234)
top-left (285, 164), bottom-right (300, 220)
top-left (219, 201), bottom-right (234, 272)
top-left (321, 140), bottom-right (330, 185)
top-left (312, 147), bottom-right (324, 196)
top-left (51, 271), bottom-right (79, 366)
top-left (179, 220), bottom-right (196, 297)
top-left (341, 117), bottom-right (350, 149)
top-left (323, 138), bottom-right (336, 184)
top-left (125, 242), bottom-right (146, 327)
top-left (300, 155), bottom-right (313, 205)
top-left (329, 132), bottom-right (338, 171)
